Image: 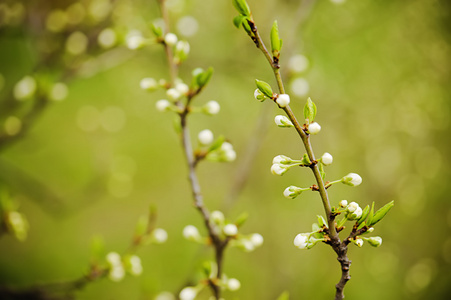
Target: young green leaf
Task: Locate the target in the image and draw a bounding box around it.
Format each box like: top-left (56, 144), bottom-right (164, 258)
top-left (366, 202), bottom-right (375, 226)
top-left (235, 212), bottom-right (249, 227)
top-left (303, 97), bottom-right (317, 124)
top-left (232, 0), bottom-right (251, 16)
top-left (369, 201), bottom-right (394, 226)
top-left (255, 79), bottom-right (273, 98)
top-left (317, 215), bottom-right (328, 228)
top-left (270, 20), bottom-right (281, 55)
top-left (207, 135), bottom-right (225, 152)
top-left (357, 221), bottom-right (366, 230)
top-left (151, 23), bottom-right (163, 38)
top-left (319, 161), bottom-right (326, 180)
top-left (233, 15), bottom-right (248, 28)
top-left (197, 67), bottom-right (214, 87)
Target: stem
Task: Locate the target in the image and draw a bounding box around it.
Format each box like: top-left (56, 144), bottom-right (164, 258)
top-left (157, 1), bottom-right (226, 298)
top-left (248, 14), bottom-right (351, 299)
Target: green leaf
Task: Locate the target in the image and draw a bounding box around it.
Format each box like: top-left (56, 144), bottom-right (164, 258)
top-left (255, 79), bottom-right (273, 98)
top-left (303, 97), bottom-right (317, 124)
top-left (357, 221), bottom-right (366, 230)
top-left (317, 215), bottom-right (328, 228)
top-left (232, 0), bottom-right (251, 16)
top-left (235, 212), bottom-right (249, 227)
top-left (366, 202), bottom-right (375, 226)
top-left (197, 67), bottom-right (214, 87)
top-left (312, 222), bottom-right (320, 232)
top-left (207, 135), bottom-right (225, 152)
top-left (357, 205), bottom-right (370, 225)
top-left (151, 23), bottom-right (163, 37)
top-left (369, 201), bottom-right (394, 226)
top-left (270, 20), bottom-right (281, 54)
top-left (277, 291), bottom-right (290, 300)
top-left (233, 15), bottom-right (247, 28)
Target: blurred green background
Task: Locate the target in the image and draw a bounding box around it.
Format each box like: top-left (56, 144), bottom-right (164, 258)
top-left (0, 0), bottom-right (450, 299)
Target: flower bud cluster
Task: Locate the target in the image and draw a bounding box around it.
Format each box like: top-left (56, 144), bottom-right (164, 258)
top-left (270, 154), bottom-right (308, 176)
top-left (345, 201), bottom-right (363, 220)
top-left (206, 141), bottom-right (237, 162)
top-left (106, 252), bottom-right (125, 282)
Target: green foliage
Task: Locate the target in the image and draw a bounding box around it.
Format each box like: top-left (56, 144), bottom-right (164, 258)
top-left (255, 79), bottom-right (273, 98)
top-left (303, 97), bottom-right (317, 124)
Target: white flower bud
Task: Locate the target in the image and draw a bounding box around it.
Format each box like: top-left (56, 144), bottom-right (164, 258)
top-left (164, 33), bottom-right (178, 46)
top-left (179, 287), bottom-right (197, 300)
top-left (367, 227), bottom-right (374, 233)
top-left (223, 224), bottom-right (238, 236)
top-left (155, 99), bottom-right (171, 112)
top-left (204, 100), bottom-right (220, 115)
top-left (175, 82), bottom-right (189, 95)
top-left (271, 164), bottom-right (287, 176)
top-left (283, 185), bottom-right (303, 199)
top-left (250, 233), bottom-right (264, 247)
top-left (355, 238), bottom-right (364, 248)
top-left (347, 202), bottom-right (359, 213)
top-left (276, 94), bottom-right (290, 107)
top-left (183, 225), bottom-right (201, 241)
top-left (198, 129), bottom-right (214, 145)
top-left (294, 233), bottom-right (309, 250)
top-left (365, 236), bottom-right (382, 247)
top-left (227, 278), bottom-right (241, 291)
top-left (109, 265), bottom-right (125, 281)
top-left (166, 88), bottom-right (182, 100)
top-left (339, 200), bottom-right (348, 208)
top-left (152, 228), bottom-right (168, 244)
top-left (106, 252), bottom-right (121, 265)
top-left (13, 76), bottom-right (37, 101)
top-left (274, 115), bottom-right (294, 127)
top-left (220, 142), bottom-right (236, 162)
top-left (352, 207), bottom-right (363, 219)
top-left (254, 88), bottom-right (266, 101)
top-left (342, 173), bottom-right (362, 186)
top-left (49, 82), bottom-right (69, 101)
top-left (126, 35), bottom-right (146, 50)
top-left (241, 239), bottom-right (256, 252)
top-left (210, 210), bottom-right (225, 224)
top-left (272, 155), bottom-right (292, 164)
top-left (128, 255), bottom-right (143, 276)
top-left (321, 152), bottom-right (333, 165)
top-left (140, 78), bottom-right (158, 91)
top-left (307, 122), bottom-right (321, 135)
top-left (175, 40), bottom-right (190, 56)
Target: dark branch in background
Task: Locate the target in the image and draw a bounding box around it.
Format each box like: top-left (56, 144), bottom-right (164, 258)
top-left (157, 1), bottom-right (229, 298)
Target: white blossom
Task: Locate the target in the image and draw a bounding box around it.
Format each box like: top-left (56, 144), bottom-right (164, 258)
top-left (155, 99), bottom-right (171, 112)
top-left (365, 236), bottom-right (382, 247)
top-left (274, 115), bottom-right (293, 127)
top-left (339, 200), bottom-right (348, 208)
top-left (152, 228), bottom-right (168, 243)
top-left (271, 164), bottom-right (287, 176)
top-left (204, 100), bottom-right (220, 115)
top-left (283, 186), bottom-right (302, 199)
top-left (166, 88), bottom-right (182, 100)
top-left (342, 173), bottom-right (362, 186)
top-left (210, 210), bottom-right (224, 224)
top-left (183, 225), bottom-right (201, 241)
top-left (321, 152), bottom-right (333, 165)
top-left (126, 33), bottom-right (146, 50)
top-left (179, 287), bottom-right (197, 300)
top-left (293, 233), bottom-right (309, 250)
top-left (347, 202), bottom-right (359, 213)
top-left (254, 88), bottom-right (266, 101)
top-left (250, 233), bottom-right (264, 247)
top-left (355, 238), bottom-right (364, 248)
top-left (140, 78), bottom-right (158, 91)
top-left (227, 278), bottom-right (241, 291)
top-left (276, 94), bottom-right (290, 107)
top-left (164, 33), bottom-right (178, 46)
top-left (198, 129), bottom-right (214, 145)
top-left (175, 82), bottom-right (189, 95)
top-left (223, 224), bottom-right (238, 236)
top-left (128, 255), bottom-right (143, 276)
top-left (307, 122), bottom-right (321, 135)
